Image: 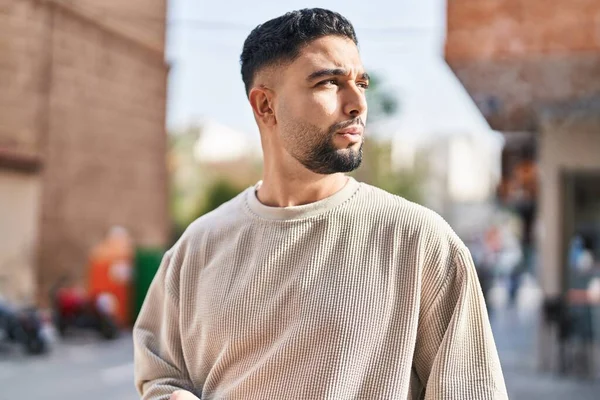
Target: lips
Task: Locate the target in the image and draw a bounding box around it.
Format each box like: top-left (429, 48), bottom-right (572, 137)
top-left (336, 126), bottom-right (363, 136)
top-left (336, 126), bottom-right (363, 145)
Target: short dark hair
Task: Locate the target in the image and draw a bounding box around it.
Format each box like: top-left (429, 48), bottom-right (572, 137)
top-left (240, 8), bottom-right (358, 95)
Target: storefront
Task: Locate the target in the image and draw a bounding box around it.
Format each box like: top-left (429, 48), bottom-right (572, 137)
top-left (537, 98), bottom-right (600, 377)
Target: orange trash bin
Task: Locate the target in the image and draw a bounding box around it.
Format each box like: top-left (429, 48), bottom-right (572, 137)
top-left (88, 227), bottom-right (134, 327)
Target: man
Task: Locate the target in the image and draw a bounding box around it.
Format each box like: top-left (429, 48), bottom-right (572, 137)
top-left (134, 8), bottom-right (508, 400)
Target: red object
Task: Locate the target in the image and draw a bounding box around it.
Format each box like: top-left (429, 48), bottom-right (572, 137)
top-left (56, 287), bottom-right (87, 318)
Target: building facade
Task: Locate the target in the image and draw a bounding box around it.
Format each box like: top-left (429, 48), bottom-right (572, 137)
top-left (0, 0), bottom-right (170, 305)
top-left (446, 0), bottom-right (600, 373)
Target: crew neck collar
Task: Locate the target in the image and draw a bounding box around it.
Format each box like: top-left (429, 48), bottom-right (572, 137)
top-left (245, 177), bottom-right (360, 221)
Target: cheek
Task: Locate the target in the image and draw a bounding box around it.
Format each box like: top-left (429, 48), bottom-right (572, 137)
top-left (277, 90), bottom-right (339, 128)
top-left (308, 91), bottom-right (339, 120)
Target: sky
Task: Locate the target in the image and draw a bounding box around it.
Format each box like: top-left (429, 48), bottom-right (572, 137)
top-left (164, 0), bottom-right (487, 139)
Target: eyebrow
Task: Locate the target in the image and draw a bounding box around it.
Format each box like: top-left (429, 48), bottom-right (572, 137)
top-left (306, 69), bottom-right (370, 82)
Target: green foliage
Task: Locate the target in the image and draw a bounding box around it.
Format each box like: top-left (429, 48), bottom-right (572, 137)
top-left (351, 140), bottom-right (425, 204)
top-left (170, 177), bottom-right (244, 246)
top-left (365, 72), bottom-right (400, 122)
top-left (195, 179), bottom-right (243, 217)
top-left (378, 169), bottom-right (424, 204)
top-left (167, 125), bottom-right (206, 242)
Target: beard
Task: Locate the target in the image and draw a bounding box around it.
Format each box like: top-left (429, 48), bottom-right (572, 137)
top-left (283, 117), bottom-right (364, 175)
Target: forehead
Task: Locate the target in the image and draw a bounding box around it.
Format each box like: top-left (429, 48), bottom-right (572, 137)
top-left (291, 36), bottom-right (364, 73)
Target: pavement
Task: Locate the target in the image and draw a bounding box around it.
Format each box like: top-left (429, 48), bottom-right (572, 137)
top-left (0, 330), bottom-right (137, 400)
top-left (493, 305), bottom-right (600, 399)
top-left (1, 279), bottom-right (600, 399)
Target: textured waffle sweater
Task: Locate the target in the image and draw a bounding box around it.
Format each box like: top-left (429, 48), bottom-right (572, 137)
top-left (134, 177), bottom-right (508, 400)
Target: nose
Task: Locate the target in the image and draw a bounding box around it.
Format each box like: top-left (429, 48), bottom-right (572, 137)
top-left (343, 84), bottom-right (368, 119)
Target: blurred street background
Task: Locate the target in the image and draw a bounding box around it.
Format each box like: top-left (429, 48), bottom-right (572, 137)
top-left (1, 0), bottom-right (600, 399)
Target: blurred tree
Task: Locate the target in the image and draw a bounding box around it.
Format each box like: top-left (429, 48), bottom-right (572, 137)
top-left (167, 125), bottom-right (255, 245)
top-left (194, 179), bottom-right (243, 217)
top-left (167, 124), bottom-right (205, 243)
top-left (365, 73), bottom-right (399, 121)
top-left (170, 178), bottom-right (244, 245)
top-left (352, 140), bottom-right (426, 204)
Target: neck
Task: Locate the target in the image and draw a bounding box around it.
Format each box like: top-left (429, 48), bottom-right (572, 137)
top-left (257, 154), bottom-right (349, 208)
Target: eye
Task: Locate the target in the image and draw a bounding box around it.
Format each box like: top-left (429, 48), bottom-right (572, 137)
top-left (357, 82), bottom-right (370, 90)
top-left (318, 79), bottom-right (338, 87)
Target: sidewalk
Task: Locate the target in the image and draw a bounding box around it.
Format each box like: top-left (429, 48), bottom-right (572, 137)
top-left (492, 301), bottom-right (600, 399)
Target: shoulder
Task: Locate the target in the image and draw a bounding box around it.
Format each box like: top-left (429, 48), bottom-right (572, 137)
top-left (184, 187), bottom-right (249, 238)
top-left (356, 183), bottom-right (476, 308)
top-left (355, 182), bottom-right (465, 251)
top-left (166, 188), bottom-right (250, 266)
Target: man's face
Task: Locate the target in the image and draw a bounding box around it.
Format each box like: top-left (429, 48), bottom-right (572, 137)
top-left (273, 35), bottom-right (369, 174)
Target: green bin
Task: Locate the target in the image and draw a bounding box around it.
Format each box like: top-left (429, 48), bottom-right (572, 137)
top-left (134, 247), bottom-right (165, 320)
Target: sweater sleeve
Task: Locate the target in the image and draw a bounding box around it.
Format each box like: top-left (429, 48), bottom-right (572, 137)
top-left (133, 251), bottom-right (199, 399)
top-left (413, 246), bottom-right (508, 400)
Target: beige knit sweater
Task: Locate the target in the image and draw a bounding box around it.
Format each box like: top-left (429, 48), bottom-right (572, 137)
top-left (134, 178), bottom-right (508, 399)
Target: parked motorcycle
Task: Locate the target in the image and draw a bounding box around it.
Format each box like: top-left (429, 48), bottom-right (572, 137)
top-left (50, 279), bottom-right (119, 340)
top-left (0, 299), bottom-right (50, 354)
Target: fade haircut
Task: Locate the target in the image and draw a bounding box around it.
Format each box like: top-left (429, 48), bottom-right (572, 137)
top-left (240, 8), bottom-right (358, 95)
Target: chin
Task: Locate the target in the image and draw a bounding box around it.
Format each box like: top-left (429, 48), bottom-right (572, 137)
top-left (349, 140), bottom-right (362, 149)
top-left (342, 141), bottom-right (362, 151)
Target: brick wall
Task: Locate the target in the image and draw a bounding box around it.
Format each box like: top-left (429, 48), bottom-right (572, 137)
top-left (55, 0), bottom-right (167, 52)
top-left (36, 4), bottom-right (169, 296)
top-left (445, 0), bottom-right (600, 131)
top-left (450, 53), bottom-right (600, 131)
top-left (446, 0), bottom-right (600, 62)
top-left (0, 0), bottom-right (49, 156)
top-left (0, 1), bottom-right (168, 303)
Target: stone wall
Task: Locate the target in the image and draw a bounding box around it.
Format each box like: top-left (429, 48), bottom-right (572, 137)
top-left (0, 0), bottom-right (49, 157)
top-left (0, 0), bottom-right (170, 303)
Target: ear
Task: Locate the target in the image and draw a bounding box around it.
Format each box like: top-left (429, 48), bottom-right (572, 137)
top-left (249, 86), bottom-right (276, 127)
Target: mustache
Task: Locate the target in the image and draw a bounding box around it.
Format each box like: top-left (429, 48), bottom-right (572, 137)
top-left (327, 117), bottom-right (365, 136)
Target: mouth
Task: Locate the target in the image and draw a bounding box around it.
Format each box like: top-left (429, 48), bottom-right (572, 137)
top-left (336, 126), bottom-right (363, 143)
